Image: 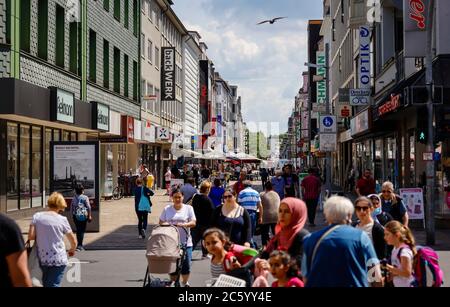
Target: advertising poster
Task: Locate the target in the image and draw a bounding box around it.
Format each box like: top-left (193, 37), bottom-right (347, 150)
top-left (399, 188), bottom-right (425, 221)
top-left (51, 142), bottom-right (100, 232)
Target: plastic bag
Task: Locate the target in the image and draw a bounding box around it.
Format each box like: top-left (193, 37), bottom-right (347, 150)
top-left (26, 242), bottom-right (43, 287)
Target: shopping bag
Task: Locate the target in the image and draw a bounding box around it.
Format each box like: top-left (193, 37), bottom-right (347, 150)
top-left (26, 241), bottom-right (43, 287)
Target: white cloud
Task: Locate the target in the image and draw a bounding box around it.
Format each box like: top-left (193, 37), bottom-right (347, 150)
top-left (172, 1), bottom-right (320, 132)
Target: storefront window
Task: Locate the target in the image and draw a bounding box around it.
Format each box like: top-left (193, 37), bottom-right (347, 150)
top-left (54, 129), bottom-right (60, 142)
top-left (118, 144), bottom-right (127, 175)
top-left (386, 137), bottom-right (397, 188)
top-left (7, 123), bottom-right (19, 212)
top-left (20, 125), bottom-right (31, 209)
top-left (374, 139), bottom-right (383, 184)
top-left (32, 126), bottom-right (43, 207)
top-left (45, 128), bottom-right (52, 198)
top-left (63, 130), bottom-right (70, 141)
top-left (70, 132), bottom-right (78, 141)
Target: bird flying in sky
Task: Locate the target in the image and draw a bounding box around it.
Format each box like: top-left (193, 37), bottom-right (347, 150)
top-left (257, 17), bottom-right (287, 25)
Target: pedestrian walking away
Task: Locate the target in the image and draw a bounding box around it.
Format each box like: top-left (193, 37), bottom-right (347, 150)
top-left (233, 171), bottom-right (247, 196)
top-left (259, 182), bottom-right (280, 249)
top-left (0, 214), bottom-right (32, 287)
top-left (71, 184), bottom-right (92, 251)
top-left (237, 181), bottom-right (263, 249)
top-left (165, 168), bottom-right (172, 196)
top-left (282, 165), bottom-right (299, 198)
top-left (271, 169), bottom-right (285, 200)
top-left (159, 188), bottom-right (197, 287)
top-left (301, 168), bottom-right (322, 227)
top-left (191, 181), bottom-right (215, 258)
top-left (209, 178), bottom-right (225, 207)
top-left (301, 196), bottom-right (382, 287)
top-left (180, 177), bottom-right (198, 204)
top-left (134, 178), bottom-right (154, 239)
top-left (28, 192), bottom-right (77, 287)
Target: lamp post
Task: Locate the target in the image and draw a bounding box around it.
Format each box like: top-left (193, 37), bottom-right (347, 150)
top-left (425, 0), bottom-right (436, 245)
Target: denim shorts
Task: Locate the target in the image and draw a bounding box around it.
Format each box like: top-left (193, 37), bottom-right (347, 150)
top-left (180, 246), bottom-right (193, 275)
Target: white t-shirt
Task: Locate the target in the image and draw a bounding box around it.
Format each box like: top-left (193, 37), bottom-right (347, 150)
top-left (31, 212), bottom-right (72, 266)
top-left (159, 204), bottom-right (196, 247)
top-left (165, 171), bottom-right (172, 182)
top-left (356, 222), bottom-right (374, 242)
top-left (391, 244), bottom-right (415, 287)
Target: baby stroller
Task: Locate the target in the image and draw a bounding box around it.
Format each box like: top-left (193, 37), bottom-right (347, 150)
top-left (143, 224), bottom-right (188, 287)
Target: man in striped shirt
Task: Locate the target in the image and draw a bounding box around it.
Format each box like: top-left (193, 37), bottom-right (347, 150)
top-left (238, 181), bottom-right (263, 249)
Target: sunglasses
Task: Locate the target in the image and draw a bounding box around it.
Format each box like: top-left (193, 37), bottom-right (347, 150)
top-left (223, 195), bottom-right (233, 199)
top-left (382, 190), bottom-right (392, 193)
top-left (355, 206), bottom-right (370, 212)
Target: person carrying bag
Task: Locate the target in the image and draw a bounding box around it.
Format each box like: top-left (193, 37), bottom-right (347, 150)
top-left (25, 240), bottom-right (43, 287)
top-left (135, 178), bottom-right (154, 239)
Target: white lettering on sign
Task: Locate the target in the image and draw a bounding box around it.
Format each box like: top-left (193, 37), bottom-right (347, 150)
top-left (162, 48), bottom-right (175, 101)
top-left (96, 103), bottom-right (109, 131)
top-left (359, 26), bottom-right (371, 89)
top-left (56, 89), bottom-right (74, 123)
top-left (316, 52), bottom-right (326, 104)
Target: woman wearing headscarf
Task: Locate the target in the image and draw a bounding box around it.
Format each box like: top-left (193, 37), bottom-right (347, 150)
top-left (260, 198), bottom-right (310, 267)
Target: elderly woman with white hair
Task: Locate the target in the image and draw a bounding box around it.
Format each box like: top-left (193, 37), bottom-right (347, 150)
top-left (379, 181), bottom-right (409, 227)
top-left (301, 196), bottom-right (382, 287)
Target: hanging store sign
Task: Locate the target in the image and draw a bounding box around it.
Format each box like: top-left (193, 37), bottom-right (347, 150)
top-left (199, 60), bottom-right (209, 129)
top-left (121, 116), bottom-right (134, 143)
top-left (359, 26), bottom-right (371, 89)
top-left (157, 127), bottom-right (169, 140)
top-left (50, 87), bottom-right (75, 124)
top-left (378, 94), bottom-right (401, 117)
top-left (91, 102), bottom-right (110, 131)
top-left (404, 0), bottom-right (428, 57)
top-left (350, 89), bottom-right (371, 106)
top-left (337, 104), bottom-right (353, 118)
top-left (161, 47), bottom-right (176, 101)
top-left (316, 51), bottom-right (326, 104)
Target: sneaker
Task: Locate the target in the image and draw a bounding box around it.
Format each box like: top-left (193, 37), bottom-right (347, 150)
top-left (140, 230), bottom-right (146, 238)
top-left (180, 282), bottom-right (190, 287)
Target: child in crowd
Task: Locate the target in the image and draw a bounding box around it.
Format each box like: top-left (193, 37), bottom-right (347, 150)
top-left (252, 259), bottom-right (270, 287)
top-left (203, 228), bottom-right (258, 279)
top-left (269, 250), bottom-right (304, 287)
top-left (383, 221), bottom-right (417, 287)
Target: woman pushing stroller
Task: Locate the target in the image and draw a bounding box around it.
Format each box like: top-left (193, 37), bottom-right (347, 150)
top-left (159, 187), bottom-right (196, 287)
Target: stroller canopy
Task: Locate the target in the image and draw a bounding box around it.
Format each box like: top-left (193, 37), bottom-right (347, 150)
top-left (146, 225), bottom-right (181, 274)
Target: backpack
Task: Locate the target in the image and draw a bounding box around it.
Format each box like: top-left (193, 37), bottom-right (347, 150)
top-left (74, 198), bottom-right (88, 222)
top-left (398, 246), bottom-right (444, 287)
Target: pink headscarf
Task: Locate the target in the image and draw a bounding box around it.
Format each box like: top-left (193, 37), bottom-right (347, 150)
top-left (271, 198), bottom-right (307, 251)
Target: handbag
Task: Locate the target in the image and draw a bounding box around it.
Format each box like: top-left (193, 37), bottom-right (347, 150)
top-left (138, 187), bottom-right (151, 213)
top-left (186, 193), bottom-right (197, 206)
top-left (26, 241), bottom-right (43, 287)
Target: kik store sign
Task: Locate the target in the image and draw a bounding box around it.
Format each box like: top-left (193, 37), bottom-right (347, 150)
top-left (50, 87), bottom-right (75, 124)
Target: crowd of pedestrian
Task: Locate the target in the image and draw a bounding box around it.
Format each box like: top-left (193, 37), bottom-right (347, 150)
top-left (0, 162), bottom-right (443, 288)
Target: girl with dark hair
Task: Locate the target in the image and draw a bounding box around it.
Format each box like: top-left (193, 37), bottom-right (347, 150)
top-left (71, 184), bottom-right (91, 251)
top-left (269, 250), bottom-right (304, 287)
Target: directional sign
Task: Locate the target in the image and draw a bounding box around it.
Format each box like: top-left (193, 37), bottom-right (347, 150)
top-left (319, 133), bottom-right (337, 152)
top-left (319, 115), bottom-right (337, 133)
top-left (350, 89), bottom-right (371, 106)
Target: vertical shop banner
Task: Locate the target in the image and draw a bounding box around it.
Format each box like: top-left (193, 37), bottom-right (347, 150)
top-left (50, 142), bottom-right (100, 232)
top-left (359, 26), bottom-right (371, 89)
top-left (399, 188), bottom-right (425, 221)
top-left (161, 47), bottom-right (176, 101)
top-left (404, 0), bottom-right (428, 57)
top-left (199, 60), bottom-right (209, 130)
top-left (316, 51), bottom-right (326, 104)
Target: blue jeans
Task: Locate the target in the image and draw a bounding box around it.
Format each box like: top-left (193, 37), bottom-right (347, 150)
top-left (180, 246), bottom-right (193, 275)
top-left (248, 210), bottom-right (258, 249)
top-left (41, 265), bottom-right (66, 287)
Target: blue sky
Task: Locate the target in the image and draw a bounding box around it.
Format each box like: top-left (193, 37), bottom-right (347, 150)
top-left (172, 0), bottom-right (323, 133)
